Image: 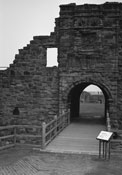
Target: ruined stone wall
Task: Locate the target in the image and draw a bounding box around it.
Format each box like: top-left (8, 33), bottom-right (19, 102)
top-left (0, 34), bottom-right (59, 125)
top-left (118, 8), bottom-right (122, 128)
top-left (56, 2), bottom-right (122, 128)
top-left (0, 2), bottom-right (122, 129)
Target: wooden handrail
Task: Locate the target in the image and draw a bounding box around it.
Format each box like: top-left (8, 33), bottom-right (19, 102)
top-left (0, 124), bottom-right (42, 150)
top-left (16, 134), bottom-right (42, 138)
top-left (0, 135), bottom-right (14, 139)
top-left (0, 111), bottom-right (70, 150)
top-left (0, 125), bottom-right (42, 130)
top-left (45, 126), bottom-right (57, 137)
top-left (43, 111), bottom-right (70, 148)
top-left (45, 118), bottom-right (56, 128)
top-left (15, 125), bottom-right (42, 128)
top-left (0, 125), bottom-right (15, 130)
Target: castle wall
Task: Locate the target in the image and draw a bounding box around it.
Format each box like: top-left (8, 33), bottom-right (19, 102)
top-left (0, 35), bottom-right (59, 125)
top-left (56, 3), bottom-right (122, 128)
top-left (0, 2), bottom-right (122, 129)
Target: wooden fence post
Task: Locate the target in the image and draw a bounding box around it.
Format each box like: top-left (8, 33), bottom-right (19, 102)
top-left (42, 122), bottom-right (46, 149)
top-left (14, 126), bottom-right (16, 146)
top-left (54, 115), bottom-right (57, 136)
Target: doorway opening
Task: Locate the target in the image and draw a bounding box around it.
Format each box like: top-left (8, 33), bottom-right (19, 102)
top-left (67, 83), bottom-right (110, 126)
top-left (80, 85), bottom-right (105, 124)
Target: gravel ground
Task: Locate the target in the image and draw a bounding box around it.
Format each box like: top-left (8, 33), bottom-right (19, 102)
top-left (0, 147), bottom-right (122, 175)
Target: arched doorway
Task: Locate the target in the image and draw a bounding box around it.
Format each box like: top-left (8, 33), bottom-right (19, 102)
top-left (67, 82), bottom-right (111, 127)
top-left (79, 85), bottom-right (105, 124)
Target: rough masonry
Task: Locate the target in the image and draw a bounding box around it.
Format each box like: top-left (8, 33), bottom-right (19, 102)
top-left (0, 2), bottom-right (122, 129)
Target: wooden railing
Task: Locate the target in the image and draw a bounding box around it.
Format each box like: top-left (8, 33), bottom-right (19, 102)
top-left (41, 110), bottom-right (70, 149)
top-left (0, 125), bottom-right (42, 150)
top-left (0, 125), bottom-right (15, 150)
top-left (0, 111), bottom-right (70, 150)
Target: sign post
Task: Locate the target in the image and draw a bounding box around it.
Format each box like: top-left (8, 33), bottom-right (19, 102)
top-left (96, 131), bottom-right (113, 160)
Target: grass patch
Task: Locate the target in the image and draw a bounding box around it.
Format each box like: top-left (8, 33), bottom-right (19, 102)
top-left (80, 103), bottom-right (104, 117)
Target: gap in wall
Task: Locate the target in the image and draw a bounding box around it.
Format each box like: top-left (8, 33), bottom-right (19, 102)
top-left (47, 48), bottom-right (58, 67)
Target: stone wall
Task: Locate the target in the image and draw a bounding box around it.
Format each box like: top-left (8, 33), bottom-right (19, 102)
top-left (117, 9), bottom-right (122, 128)
top-left (56, 2), bottom-right (122, 129)
top-left (0, 2), bottom-right (122, 129)
top-left (0, 34), bottom-right (59, 125)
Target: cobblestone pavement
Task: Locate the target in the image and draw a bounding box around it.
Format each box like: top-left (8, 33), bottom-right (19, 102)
top-left (0, 147), bottom-right (122, 175)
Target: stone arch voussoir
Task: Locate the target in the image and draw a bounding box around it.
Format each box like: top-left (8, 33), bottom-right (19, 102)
top-left (63, 78), bottom-right (112, 103)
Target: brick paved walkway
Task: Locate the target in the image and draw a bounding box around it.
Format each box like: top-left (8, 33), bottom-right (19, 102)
top-left (0, 147), bottom-right (122, 175)
top-left (0, 147), bottom-right (94, 175)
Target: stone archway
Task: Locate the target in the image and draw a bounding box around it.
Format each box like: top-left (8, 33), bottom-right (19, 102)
top-left (66, 81), bottom-right (112, 126)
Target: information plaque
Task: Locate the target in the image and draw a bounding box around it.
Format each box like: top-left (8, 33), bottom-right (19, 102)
top-left (96, 131), bottom-right (113, 159)
top-left (97, 131), bottom-right (113, 141)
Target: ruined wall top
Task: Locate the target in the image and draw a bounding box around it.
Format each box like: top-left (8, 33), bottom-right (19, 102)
top-left (59, 2), bottom-right (122, 15)
top-left (55, 2), bottom-right (122, 35)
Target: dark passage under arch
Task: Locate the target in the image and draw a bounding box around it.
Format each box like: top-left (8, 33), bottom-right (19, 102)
top-left (68, 82), bottom-right (111, 124)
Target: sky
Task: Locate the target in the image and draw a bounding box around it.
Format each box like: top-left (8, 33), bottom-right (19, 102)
top-left (0, 0), bottom-right (121, 91)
